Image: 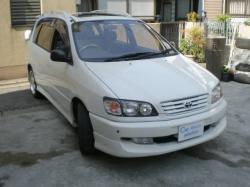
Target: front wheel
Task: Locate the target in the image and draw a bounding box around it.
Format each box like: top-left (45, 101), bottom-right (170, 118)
top-left (28, 68), bottom-right (42, 98)
top-left (77, 103), bottom-right (96, 155)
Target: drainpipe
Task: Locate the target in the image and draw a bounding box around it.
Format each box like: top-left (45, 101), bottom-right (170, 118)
top-left (40, 0), bottom-right (43, 14)
top-left (202, 0), bottom-right (204, 13)
top-left (126, 0), bottom-right (129, 14)
top-left (222, 0), bottom-right (226, 14)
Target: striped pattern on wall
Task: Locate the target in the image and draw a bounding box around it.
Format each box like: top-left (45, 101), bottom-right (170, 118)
top-left (10, 0), bottom-right (41, 27)
top-left (204, 0), bottom-right (223, 20)
top-left (226, 0), bottom-right (250, 17)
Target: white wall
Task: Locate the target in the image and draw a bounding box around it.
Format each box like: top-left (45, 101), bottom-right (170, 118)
top-left (97, 0), bottom-right (155, 19)
top-left (129, 0), bottom-right (154, 17)
top-left (98, 0), bottom-right (127, 13)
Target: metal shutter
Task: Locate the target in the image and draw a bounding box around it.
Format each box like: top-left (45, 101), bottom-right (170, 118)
top-left (10, 0), bottom-right (41, 27)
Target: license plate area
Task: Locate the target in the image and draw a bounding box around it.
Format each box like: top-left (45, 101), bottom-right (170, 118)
top-left (178, 122), bottom-right (204, 142)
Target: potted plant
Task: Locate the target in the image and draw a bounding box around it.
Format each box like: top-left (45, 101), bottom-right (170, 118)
top-left (187, 11), bottom-right (199, 22)
top-left (221, 66), bottom-right (234, 82)
top-left (179, 26), bottom-right (205, 63)
top-left (216, 14), bottom-right (231, 36)
top-left (186, 12), bottom-right (200, 30)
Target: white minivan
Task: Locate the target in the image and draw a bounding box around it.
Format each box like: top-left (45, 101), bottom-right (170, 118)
top-left (27, 11), bottom-right (227, 157)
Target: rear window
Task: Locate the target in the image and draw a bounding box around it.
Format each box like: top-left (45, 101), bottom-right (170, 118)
top-left (36, 24), bottom-right (54, 51)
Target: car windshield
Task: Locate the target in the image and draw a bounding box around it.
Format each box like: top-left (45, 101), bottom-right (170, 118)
top-left (72, 20), bottom-right (177, 62)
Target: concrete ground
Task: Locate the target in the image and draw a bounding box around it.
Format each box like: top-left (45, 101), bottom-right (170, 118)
top-left (0, 82), bottom-right (249, 187)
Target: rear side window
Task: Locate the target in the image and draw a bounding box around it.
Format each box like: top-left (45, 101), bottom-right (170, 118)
top-left (32, 22), bottom-right (42, 43)
top-left (35, 23), bottom-right (54, 51)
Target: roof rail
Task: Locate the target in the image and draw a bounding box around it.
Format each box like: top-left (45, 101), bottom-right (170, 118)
top-left (41, 10), bottom-right (78, 22)
top-left (41, 10), bottom-right (70, 18)
top-left (91, 10), bottom-right (131, 17)
top-left (73, 9), bottom-right (131, 18)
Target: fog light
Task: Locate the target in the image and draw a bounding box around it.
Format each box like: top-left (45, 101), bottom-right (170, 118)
top-left (132, 137), bottom-right (154, 144)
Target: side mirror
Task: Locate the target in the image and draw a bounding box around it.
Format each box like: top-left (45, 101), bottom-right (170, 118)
top-left (51, 49), bottom-right (72, 64)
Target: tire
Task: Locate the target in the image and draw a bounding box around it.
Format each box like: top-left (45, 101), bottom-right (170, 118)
top-left (28, 68), bottom-right (43, 98)
top-left (77, 103), bottom-right (96, 155)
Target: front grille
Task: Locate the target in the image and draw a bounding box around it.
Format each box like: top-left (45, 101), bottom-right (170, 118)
top-left (161, 94), bottom-right (209, 115)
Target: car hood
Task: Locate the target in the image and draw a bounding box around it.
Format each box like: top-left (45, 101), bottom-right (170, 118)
top-left (85, 54), bottom-right (218, 103)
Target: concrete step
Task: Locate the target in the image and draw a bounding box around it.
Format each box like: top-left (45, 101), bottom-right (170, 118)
top-left (0, 78), bottom-right (29, 89)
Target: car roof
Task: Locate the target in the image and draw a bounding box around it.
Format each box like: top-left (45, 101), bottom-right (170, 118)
top-left (38, 10), bottom-right (138, 23)
top-left (72, 15), bottom-right (137, 22)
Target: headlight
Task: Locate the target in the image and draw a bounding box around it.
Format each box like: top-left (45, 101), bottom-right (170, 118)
top-left (211, 84), bottom-right (223, 104)
top-left (103, 97), bottom-right (158, 117)
top-left (121, 101), bottom-right (139, 116)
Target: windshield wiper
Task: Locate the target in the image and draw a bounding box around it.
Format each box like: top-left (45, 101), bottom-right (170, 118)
top-left (104, 52), bottom-right (163, 62)
top-left (104, 49), bottom-right (177, 62)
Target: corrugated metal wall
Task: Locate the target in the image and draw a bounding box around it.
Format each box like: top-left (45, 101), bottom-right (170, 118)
top-left (10, 0), bottom-right (41, 27)
top-left (204, 0), bottom-right (224, 20)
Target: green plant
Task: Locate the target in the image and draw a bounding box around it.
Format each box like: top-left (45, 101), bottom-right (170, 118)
top-left (179, 26), bottom-right (205, 63)
top-left (216, 14), bottom-right (232, 37)
top-left (179, 38), bottom-right (192, 55)
top-left (222, 65), bottom-right (230, 73)
top-left (187, 11), bottom-right (199, 22)
top-left (244, 19), bottom-right (250, 26)
top-left (216, 14), bottom-right (231, 22)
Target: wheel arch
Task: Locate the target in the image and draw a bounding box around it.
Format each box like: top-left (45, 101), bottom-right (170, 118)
top-left (71, 97), bottom-right (88, 125)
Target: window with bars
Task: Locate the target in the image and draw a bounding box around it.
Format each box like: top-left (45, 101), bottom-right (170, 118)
top-left (226, 0), bottom-right (250, 17)
top-left (10, 0), bottom-right (41, 27)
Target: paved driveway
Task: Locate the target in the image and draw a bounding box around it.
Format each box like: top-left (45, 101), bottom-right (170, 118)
top-left (0, 82), bottom-right (250, 187)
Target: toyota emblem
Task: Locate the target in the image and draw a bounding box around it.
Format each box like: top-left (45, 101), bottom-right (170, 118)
top-left (184, 101), bottom-right (193, 109)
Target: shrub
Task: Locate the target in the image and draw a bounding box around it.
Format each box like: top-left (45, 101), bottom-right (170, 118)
top-left (216, 14), bottom-right (231, 22)
top-left (179, 38), bottom-right (192, 55)
top-left (187, 11), bottom-right (199, 22)
top-left (179, 26), bottom-right (205, 63)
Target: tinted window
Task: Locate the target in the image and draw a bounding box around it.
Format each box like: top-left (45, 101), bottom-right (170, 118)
top-left (51, 20), bottom-right (69, 50)
top-left (52, 30), bottom-right (66, 50)
top-left (36, 23), bottom-right (54, 51)
top-left (33, 22), bottom-right (42, 43)
top-left (51, 19), bottom-right (71, 59)
top-left (33, 19), bottom-right (52, 43)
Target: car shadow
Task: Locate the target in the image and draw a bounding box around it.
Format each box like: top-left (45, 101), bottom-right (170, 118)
top-left (0, 88), bottom-right (49, 113)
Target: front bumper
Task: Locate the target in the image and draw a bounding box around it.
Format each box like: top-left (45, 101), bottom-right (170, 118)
top-left (90, 99), bottom-right (227, 157)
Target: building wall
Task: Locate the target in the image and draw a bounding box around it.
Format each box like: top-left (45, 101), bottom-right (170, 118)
top-left (42, 0), bottom-right (76, 13)
top-left (204, 0), bottom-right (224, 20)
top-left (0, 0), bottom-right (76, 80)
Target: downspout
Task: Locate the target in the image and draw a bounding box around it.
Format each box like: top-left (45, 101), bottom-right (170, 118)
top-left (40, 0), bottom-right (43, 14)
top-left (202, 0), bottom-right (204, 13)
top-left (126, 0), bottom-right (129, 14)
top-left (222, 0), bottom-right (226, 14)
